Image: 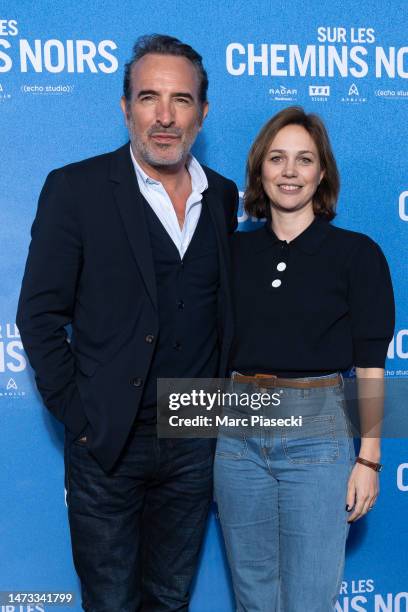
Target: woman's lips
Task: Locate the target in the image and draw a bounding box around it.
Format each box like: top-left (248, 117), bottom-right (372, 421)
top-left (278, 184), bottom-right (302, 193)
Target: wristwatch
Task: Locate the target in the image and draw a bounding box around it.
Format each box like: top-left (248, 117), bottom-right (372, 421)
top-left (355, 457), bottom-right (383, 472)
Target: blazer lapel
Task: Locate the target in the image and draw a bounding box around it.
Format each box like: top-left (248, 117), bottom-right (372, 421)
top-left (202, 184), bottom-right (234, 374)
top-left (203, 184), bottom-right (231, 288)
top-left (109, 144), bottom-right (157, 310)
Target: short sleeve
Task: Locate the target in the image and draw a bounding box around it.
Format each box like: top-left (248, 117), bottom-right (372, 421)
top-left (348, 236), bottom-right (395, 368)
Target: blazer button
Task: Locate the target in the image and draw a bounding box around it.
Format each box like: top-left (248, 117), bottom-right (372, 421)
top-left (130, 377), bottom-right (143, 388)
top-left (145, 334), bottom-right (155, 344)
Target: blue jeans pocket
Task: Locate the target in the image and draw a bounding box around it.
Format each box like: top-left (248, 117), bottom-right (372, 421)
top-left (215, 429), bottom-right (247, 459)
top-left (282, 414), bottom-right (339, 464)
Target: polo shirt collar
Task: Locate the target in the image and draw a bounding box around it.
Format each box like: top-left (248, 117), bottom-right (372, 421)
top-left (264, 216), bottom-right (331, 254)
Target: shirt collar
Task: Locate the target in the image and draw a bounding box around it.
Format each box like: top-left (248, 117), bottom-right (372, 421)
top-left (264, 216), bottom-right (331, 254)
top-left (129, 144), bottom-right (208, 194)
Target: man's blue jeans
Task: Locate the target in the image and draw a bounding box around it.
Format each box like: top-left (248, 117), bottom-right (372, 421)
top-left (64, 428), bottom-right (213, 611)
top-left (214, 374), bottom-right (355, 612)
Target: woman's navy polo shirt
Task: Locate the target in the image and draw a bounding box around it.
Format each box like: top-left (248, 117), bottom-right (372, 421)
top-left (230, 217), bottom-right (395, 376)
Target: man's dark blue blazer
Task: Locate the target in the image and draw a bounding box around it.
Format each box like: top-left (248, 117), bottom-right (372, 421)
top-left (17, 143), bottom-right (239, 472)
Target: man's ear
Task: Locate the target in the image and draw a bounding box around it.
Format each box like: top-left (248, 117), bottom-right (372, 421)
top-left (199, 101), bottom-right (209, 129)
top-left (120, 96), bottom-right (129, 124)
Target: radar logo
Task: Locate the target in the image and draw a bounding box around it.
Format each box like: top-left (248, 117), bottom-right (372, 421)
top-left (269, 84), bottom-right (298, 101)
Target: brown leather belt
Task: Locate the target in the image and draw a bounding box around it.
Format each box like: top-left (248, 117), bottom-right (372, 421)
top-left (233, 373), bottom-right (342, 389)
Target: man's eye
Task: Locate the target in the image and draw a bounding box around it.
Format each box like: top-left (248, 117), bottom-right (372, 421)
top-left (140, 95), bottom-right (154, 102)
top-left (175, 97), bottom-right (190, 104)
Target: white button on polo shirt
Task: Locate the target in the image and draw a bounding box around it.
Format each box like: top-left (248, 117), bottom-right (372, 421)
top-left (271, 279), bottom-right (282, 288)
top-left (277, 262), bottom-right (287, 272)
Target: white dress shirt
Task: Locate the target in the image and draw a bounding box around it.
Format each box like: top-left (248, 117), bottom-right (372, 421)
top-left (129, 145), bottom-right (208, 259)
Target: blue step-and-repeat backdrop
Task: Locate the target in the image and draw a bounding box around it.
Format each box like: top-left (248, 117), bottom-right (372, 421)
top-left (1, 1), bottom-right (407, 610)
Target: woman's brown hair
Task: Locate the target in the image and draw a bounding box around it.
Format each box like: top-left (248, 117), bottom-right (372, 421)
top-left (244, 106), bottom-right (340, 221)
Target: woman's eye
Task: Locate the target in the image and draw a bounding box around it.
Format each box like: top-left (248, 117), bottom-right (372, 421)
top-left (300, 157), bottom-right (313, 164)
top-left (270, 156), bottom-right (282, 162)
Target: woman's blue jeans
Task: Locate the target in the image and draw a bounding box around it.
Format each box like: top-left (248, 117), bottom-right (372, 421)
top-left (214, 374), bottom-right (355, 612)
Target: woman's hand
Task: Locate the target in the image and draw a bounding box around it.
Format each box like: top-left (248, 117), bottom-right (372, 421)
top-left (346, 366), bottom-right (383, 522)
top-left (346, 462), bottom-right (379, 522)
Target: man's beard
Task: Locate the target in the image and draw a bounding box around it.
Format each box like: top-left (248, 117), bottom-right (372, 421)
top-left (130, 124), bottom-right (199, 168)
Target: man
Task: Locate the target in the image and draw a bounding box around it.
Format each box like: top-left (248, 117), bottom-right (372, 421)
top-left (17, 34), bottom-right (238, 611)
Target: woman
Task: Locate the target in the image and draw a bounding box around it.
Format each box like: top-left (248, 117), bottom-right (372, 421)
top-left (214, 107), bottom-right (394, 612)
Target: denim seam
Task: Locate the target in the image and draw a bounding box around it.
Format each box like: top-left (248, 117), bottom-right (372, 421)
top-left (331, 511), bottom-right (349, 608)
top-left (281, 415), bottom-right (340, 464)
top-left (215, 434), bottom-right (248, 459)
top-left (336, 397), bottom-right (356, 465)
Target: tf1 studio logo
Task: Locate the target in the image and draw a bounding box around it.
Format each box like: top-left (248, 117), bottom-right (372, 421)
top-left (309, 85), bottom-right (330, 96)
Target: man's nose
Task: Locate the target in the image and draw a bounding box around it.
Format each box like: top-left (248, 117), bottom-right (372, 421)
top-left (156, 99), bottom-right (175, 127)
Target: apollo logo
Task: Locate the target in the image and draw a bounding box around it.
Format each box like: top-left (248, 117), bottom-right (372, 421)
top-left (398, 191), bottom-right (408, 221)
top-left (388, 331), bottom-right (408, 359)
top-left (6, 378), bottom-right (17, 390)
top-left (348, 83), bottom-right (359, 96)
